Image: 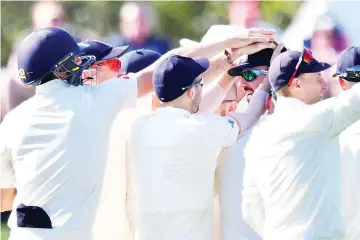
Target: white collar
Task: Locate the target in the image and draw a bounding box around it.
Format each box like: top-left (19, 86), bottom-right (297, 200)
top-left (155, 107), bottom-right (191, 117)
top-left (35, 79), bottom-right (73, 95)
top-left (274, 96), bottom-right (307, 114)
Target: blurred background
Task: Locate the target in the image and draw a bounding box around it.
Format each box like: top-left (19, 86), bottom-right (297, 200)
top-left (1, 0), bottom-right (360, 238)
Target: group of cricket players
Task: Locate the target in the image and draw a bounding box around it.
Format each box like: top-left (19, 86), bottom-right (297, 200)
top-left (0, 22), bottom-right (359, 240)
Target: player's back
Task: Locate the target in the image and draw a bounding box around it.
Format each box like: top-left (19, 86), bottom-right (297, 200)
top-left (339, 119), bottom-right (360, 240)
top-left (244, 101), bottom-right (344, 240)
top-left (2, 79), bottom-right (137, 239)
top-left (129, 107), bottom-right (238, 240)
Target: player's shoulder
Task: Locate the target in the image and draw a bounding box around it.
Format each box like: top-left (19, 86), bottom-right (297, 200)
top-left (340, 119), bottom-right (360, 139)
top-left (191, 113), bottom-right (224, 124)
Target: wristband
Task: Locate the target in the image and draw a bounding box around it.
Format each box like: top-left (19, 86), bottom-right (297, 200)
top-left (224, 50), bottom-right (235, 67)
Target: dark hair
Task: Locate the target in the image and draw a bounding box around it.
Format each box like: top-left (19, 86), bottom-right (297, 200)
top-left (343, 77), bottom-right (360, 82)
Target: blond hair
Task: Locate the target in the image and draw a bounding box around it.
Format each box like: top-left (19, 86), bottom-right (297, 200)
top-left (276, 85), bottom-right (291, 98)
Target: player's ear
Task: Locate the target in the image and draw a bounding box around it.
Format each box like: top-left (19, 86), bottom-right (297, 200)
top-left (338, 77), bottom-right (347, 90)
top-left (227, 101), bottom-right (237, 114)
top-left (294, 78), bottom-right (301, 88)
top-left (186, 87), bottom-right (196, 100)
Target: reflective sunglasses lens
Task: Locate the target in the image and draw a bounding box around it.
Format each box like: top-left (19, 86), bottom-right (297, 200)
top-left (242, 70), bottom-right (256, 81)
top-left (347, 65), bottom-right (360, 72)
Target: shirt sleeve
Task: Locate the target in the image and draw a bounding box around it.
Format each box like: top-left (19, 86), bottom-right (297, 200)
top-left (93, 75), bottom-right (138, 121)
top-left (212, 115), bottom-right (240, 148)
top-left (242, 157), bottom-right (265, 237)
top-left (0, 119), bottom-right (15, 188)
top-left (301, 82), bottom-right (360, 137)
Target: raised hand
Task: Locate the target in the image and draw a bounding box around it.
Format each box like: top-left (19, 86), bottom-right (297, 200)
top-left (229, 42), bottom-right (277, 60)
top-left (223, 28), bottom-right (276, 49)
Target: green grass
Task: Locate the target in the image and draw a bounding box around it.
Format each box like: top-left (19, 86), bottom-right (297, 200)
top-left (1, 223), bottom-right (10, 240)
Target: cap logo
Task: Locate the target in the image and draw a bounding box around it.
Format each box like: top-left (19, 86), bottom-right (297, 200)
top-left (78, 43), bottom-right (90, 48)
top-left (18, 69), bottom-right (26, 80)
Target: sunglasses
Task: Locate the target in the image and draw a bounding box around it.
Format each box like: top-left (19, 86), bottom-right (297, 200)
top-left (94, 58), bottom-right (121, 72)
top-left (288, 48), bottom-right (315, 86)
top-left (332, 65), bottom-right (360, 80)
top-left (239, 69), bottom-right (268, 82)
top-left (182, 77), bottom-right (204, 90)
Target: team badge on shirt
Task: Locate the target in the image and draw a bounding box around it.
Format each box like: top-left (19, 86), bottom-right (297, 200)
top-left (228, 118), bottom-right (235, 128)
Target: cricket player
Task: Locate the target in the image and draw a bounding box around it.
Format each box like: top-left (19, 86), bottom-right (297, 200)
top-left (89, 28), bottom-right (275, 239)
top-left (0, 27), bottom-right (154, 240)
top-left (92, 49), bottom-right (161, 240)
top-left (215, 44), bottom-right (287, 240)
top-left (333, 46), bottom-right (360, 240)
top-left (120, 49), bottom-right (162, 74)
top-left (128, 44), bottom-right (274, 239)
top-left (77, 40), bottom-right (129, 84)
top-left (243, 48), bottom-right (360, 240)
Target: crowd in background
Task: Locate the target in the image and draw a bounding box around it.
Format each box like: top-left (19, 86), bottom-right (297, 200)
top-left (1, 0), bottom-right (357, 123)
top-left (0, 1), bottom-right (359, 238)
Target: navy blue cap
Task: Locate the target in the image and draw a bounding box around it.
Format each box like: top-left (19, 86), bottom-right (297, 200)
top-left (153, 55), bottom-right (210, 102)
top-left (269, 50), bottom-right (331, 91)
top-left (78, 40), bottom-right (129, 61)
top-left (17, 27), bottom-right (80, 85)
top-left (334, 46), bottom-right (360, 76)
top-left (228, 48), bottom-right (274, 76)
top-left (119, 49), bottom-right (161, 74)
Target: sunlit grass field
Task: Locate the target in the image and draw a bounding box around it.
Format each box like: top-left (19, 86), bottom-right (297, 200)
top-left (1, 223), bottom-right (10, 240)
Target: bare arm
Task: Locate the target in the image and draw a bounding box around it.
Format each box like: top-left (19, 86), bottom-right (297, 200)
top-left (199, 73), bottom-right (234, 114)
top-left (1, 188), bottom-right (16, 212)
top-left (199, 42), bottom-right (276, 114)
top-left (134, 29), bottom-right (276, 98)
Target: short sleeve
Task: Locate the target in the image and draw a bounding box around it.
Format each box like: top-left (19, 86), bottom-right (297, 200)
top-left (93, 75), bottom-right (138, 120)
top-left (205, 115), bottom-right (239, 148)
top-left (0, 119), bottom-right (15, 188)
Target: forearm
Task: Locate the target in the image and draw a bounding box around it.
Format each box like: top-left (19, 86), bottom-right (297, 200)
top-left (134, 66), bottom-right (154, 98)
top-left (134, 42), bottom-right (228, 97)
top-left (168, 41), bottom-right (227, 59)
top-left (199, 73), bottom-right (235, 113)
top-left (229, 86), bottom-right (267, 132)
top-left (1, 188), bottom-right (16, 212)
top-left (201, 52), bottom-right (232, 85)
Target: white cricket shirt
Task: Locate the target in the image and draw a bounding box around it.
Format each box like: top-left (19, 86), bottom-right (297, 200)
top-left (339, 120), bottom-right (360, 240)
top-left (217, 129), bottom-right (261, 240)
top-left (129, 107), bottom-right (239, 240)
top-left (92, 93), bottom-right (153, 240)
top-left (243, 83), bottom-right (360, 240)
top-left (0, 77), bottom-right (137, 239)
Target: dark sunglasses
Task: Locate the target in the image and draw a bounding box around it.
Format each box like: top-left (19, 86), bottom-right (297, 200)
top-left (182, 77), bottom-right (204, 90)
top-left (332, 65), bottom-right (360, 80)
top-left (239, 69), bottom-right (268, 82)
top-left (288, 48), bottom-right (315, 86)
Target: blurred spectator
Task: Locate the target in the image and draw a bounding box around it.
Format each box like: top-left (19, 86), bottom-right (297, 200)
top-left (2, 2), bottom-right (66, 122)
top-left (305, 15), bottom-right (349, 98)
top-left (229, 0), bottom-right (284, 41)
top-left (1, 52), bottom-right (35, 123)
top-left (107, 2), bottom-right (171, 54)
top-left (31, 1), bottom-right (65, 29)
top-left (305, 15), bottom-right (348, 62)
